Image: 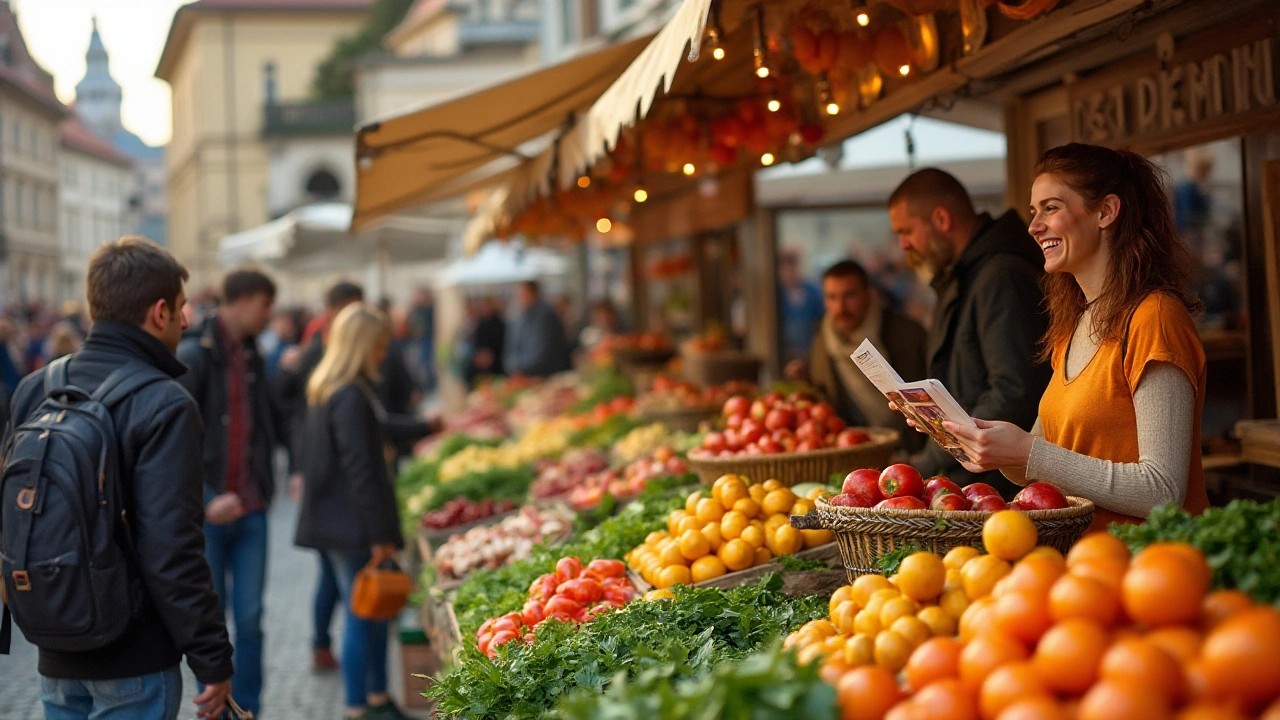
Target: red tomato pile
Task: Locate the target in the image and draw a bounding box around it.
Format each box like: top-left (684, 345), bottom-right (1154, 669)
top-left (690, 392), bottom-right (872, 458)
top-left (567, 448), bottom-right (690, 510)
top-left (830, 464), bottom-right (1069, 512)
top-left (474, 557), bottom-right (638, 659)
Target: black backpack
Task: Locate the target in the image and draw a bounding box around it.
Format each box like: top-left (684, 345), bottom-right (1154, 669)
top-left (0, 356), bottom-right (167, 654)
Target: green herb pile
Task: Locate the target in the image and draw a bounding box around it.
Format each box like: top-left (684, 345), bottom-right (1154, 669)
top-left (430, 575), bottom-right (829, 720)
top-left (450, 484), bottom-right (686, 636)
top-left (876, 544), bottom-right (926, 576)
top-left (423, 465), bottom-right (536, 513)
top-left (1111, 498), bottom-right (1280, 604)
top-left (776, 554), bottom-right (831, 572)
top-left (554, 640), bottom-right (838, 720)
top-left (569, 370), bottom-right (634, 415)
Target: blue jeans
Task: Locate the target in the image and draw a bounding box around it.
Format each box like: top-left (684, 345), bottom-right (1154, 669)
top-left (205, 510), bottom-right (268, 716)
top-left (314, 552), bottom-right (341, 650)
top-left (328, 550), bottom-right (389, 710)
top-left (41, 667), bottom-right (182, 720)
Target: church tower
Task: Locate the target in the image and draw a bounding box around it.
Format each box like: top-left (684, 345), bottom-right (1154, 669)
top-left (74, 17), bottom-right (123, 138)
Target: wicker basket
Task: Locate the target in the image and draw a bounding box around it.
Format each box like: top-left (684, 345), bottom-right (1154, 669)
top-left (611, 347), bottom-right (675, 372)
top-left (681, 350), bottom-right (763, 386)
top-left (636, 405), bottom-right (720, 432)
top-left (794, 495), bottom-right (1095, 582)
top-left (685, 428), bottom-right (899, 487)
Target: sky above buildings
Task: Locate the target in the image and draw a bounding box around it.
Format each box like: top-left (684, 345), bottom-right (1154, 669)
top-left (14, 0), bottom-right (186, 147)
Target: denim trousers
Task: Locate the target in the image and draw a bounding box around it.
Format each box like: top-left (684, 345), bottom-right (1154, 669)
top-left (313, 551), bottom-right (341, 651)
top-left (204, 510), bottom-right (268, 715)
top-left (41, 667), bottom-right (182, 720)
top-left (327, 550), bottom-right (390, 710)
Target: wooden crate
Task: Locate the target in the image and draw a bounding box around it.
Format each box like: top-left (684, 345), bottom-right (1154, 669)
top-left (399, 642), bottom-right (441, 710)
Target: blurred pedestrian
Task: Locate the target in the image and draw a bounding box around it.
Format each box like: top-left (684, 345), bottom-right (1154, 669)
top-left (295, 304), bottom-right (433, 720)
top-left (578, 299), bottom-right (621, 351)
top-left (46, 320), bottom-right (84, 361)
top-left (505, 281), bottom-right (570, 378)
top-left (177, 268), bottom-right (288, 718)
top-left (407, 288), bottom-right (436, 393)
top-left (778, 248), bottom-right (824, 364)
top-left (465, 296), bottom-right (506, 387)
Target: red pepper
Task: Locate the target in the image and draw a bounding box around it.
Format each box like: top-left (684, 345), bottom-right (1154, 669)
top-left (543, 595), bottom-right (583, 617)
top-left (556, 578), bottom-right (604, 605)
top-left (586, 559), bottom-right (626, 578)
top-left (555, 556), bottom-right (584, 583)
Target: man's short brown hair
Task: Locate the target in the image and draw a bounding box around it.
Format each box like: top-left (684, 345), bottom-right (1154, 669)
top-left (223, 268), bottom-right (277, 304)
top-left (86, 237), bottom-right (189, 324)
top-left (888, 168), bottom-right (977, 221)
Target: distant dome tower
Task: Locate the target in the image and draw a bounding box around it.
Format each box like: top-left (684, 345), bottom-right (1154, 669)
top-left (74, 17), bottom-right (123, 137)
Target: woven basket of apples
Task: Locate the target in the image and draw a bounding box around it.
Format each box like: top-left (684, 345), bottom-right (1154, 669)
top-left (686, 393), bottom-right (898, 487)
top-left (792, 464), bottom-right (1093, 581)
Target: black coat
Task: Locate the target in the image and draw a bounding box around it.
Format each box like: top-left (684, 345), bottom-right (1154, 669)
top-left (920, 210), bottom-right (1053, 495)
top-left (295, 380), bottom-right (409, 554)
top-left (7, 321), bottom-right (234, 684)
top-left (176, 316), bottom-right (287, 504)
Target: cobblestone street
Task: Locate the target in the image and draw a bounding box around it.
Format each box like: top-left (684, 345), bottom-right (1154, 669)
top-left (0, 497), bottom-right (425, 720)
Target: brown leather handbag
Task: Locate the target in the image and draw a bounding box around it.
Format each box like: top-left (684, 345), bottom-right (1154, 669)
top-left (351, 557), bottom-right (413, 621)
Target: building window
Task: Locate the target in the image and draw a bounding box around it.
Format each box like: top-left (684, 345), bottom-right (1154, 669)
top-left (15, 182), bottom-right (24, 227)
top-left (305, 168), bottom-right (342, 201)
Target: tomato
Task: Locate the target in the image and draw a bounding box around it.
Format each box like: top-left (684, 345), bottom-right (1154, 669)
top-left (572, 607), bottom-right (591, 623)
top-left (544, 595), bottom-right (583, 617)
top-left (521, 600), bottom-right (545, 627)
top-left (491, 617), bottom-right (520, 635)
top-left (547, 610), bottom-right (574, 623)
top-left (477, 631), bottom-right (494, 655)
top-left (587, 559), bottom-right (626, 578)
top-left (477, 618), bottom-right (497, 638)
top-left (555, 556), bottom-right (584, 583)
top-left (490, 630), bottom-right (518, 649)
top-left (603, 585), bottom-right (633, 605)
top-left (530, 573), bottom-right (558, 601)
top-left (602, 575), bottom-right (632, 589)
top-left (557, 578), bottom-right (604, 605)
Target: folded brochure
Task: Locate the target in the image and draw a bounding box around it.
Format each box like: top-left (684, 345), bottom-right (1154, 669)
top-left (850, 339), bottom-right (975, 463)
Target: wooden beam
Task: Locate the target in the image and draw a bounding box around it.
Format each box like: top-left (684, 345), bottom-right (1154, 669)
top-left (1262, 160), bottom-right (1280, 416)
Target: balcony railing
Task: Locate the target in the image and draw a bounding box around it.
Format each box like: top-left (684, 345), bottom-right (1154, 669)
top-left (262, 101), bottom-right (356, 137)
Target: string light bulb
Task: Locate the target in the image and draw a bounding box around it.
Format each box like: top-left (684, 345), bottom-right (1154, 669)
top-left (855, 9), bottom-right (870, 26)
top-left (705, 4), bottom-right (726, 61)
top-left (633, 185), bottom-right (648, 203)
top-left (596, 218), bottom-right (612, 233)
top-left (576, 175), bottom-right (591, 188)
top-left (753, 5), bottom-right (771, 79)
top-left (826, 102), bottom-right (841, 115)
top-left (767, 92), bottom-right (782, 112)
top-left (899, 64), bottom-right (911, 76)
top-left (761, 152), bottom-right (776, 166)
top-left (682, 162), bottom-right (696, 176)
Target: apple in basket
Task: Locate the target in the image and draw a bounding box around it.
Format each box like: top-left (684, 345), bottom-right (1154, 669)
top-left (836, 428), bottom-right (871, 447)
top-left (1010, 482), bottom-right (1069, 511)
top-left (829, 493), bottom-right (861, 508)
top-left (876, 496), bottom-right (927, 510)
top-left (841, 469), bottom-right (883, 507)
top-left (971, 495), bottom-right (1008, 512)
top-left (962, 483), bottom-right (1001, 503)
top-left (924, 476), bottom-right (963, 503)
top-left (930, 490), bottom-right (971, 512)
top-left (878, 464), bottom-right (924, 499)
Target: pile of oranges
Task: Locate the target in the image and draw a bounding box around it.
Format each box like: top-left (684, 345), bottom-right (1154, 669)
top-left (815, 511), bottom-right (1280, 720)
top-left (626, 474), bottom-right (834, 589)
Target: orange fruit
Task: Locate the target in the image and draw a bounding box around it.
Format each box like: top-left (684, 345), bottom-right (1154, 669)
top-left (696, 497), bottom-right (726, 524)
top-left (995, 697), bottom-right (1068, 720)
top-left (732, 497), bottom-right (761, 519)
top-left (880, 596), bottom-right (921, 629)
top-left (958, 631), bottom-right (1029, 694)
top-left (1032, 618), bottom-right (1110, 695)
top-left (1183, 659), bottom-right (1216, 705)
top-left (739, 524), bottom-right (767, 550)
top-left (797, 642), bottom-right (829, 666)
top-left (964, 555), bottom-right (1013, 600)
top-left (764, 513), bottom-right (791, 534)
top-left (1078, 679), bottom-right (1172, 720)
top-left (792, 498), bottom-right (816, 515)
top-left (1049, 573), bottom-right (1122, 627)
top-left (1122, 552), bottom-right (1209, 627)
top-left (833, 600), bottom-right (860, 634)
top-left (891, 615), bottom-right (932, 649)
top-left (1174, 705), bottom-right (1246, 720)
top-left (997, 557), bottom-right (1063, 598)
top-left (1066, 533), bottom-right (1131, 569)
top-left (719, 510), bottom-right (748, 540)
top-left (679, 529), bottom-right (711, 561)
top-left (1201, 590), bottom-right (1253, 630)
top-left (990, 590), bottom-right (1053, 645)
top-left (983, 511), bottom-right (1038, 561)
top-left (1069, 555), bottom-right (1129, 592)
top-left (753, 546), bottom-right (773, 565)
top-left (897, 552), bottom-right (948, 603)
top-left (852, 574), bottom-right (895, 608)
top-left (762, 488), bottom-right (797, 515)
top-left (718, 538), bottom-right (754, 571)
top-left (1201, 607), bottom-right (1280, 709)
top-left (644, 530), bottom-right (668, 545)
top-left (913, 678), bottom-right (979, 720)
top-left (945, 569), bottom-right (965, 593)
top-left (1023, 546), bottom-right (1067, 571)
top-left (686, 490), bottom-right (702, 514)
top-left (1132, 543), bottom-right (1211, 587)
top-left (748, 484), bottom-right (768, 503)
top-left (918, 606), bottom-right (958, 637)
top-left (656, 564), bottom-right (692, 588)
top-left (762, 479), bottom-right (783, 492)
top-left (1100, 637), bottom-right (1185, 702)
top-left (980, 661), bottom-right (1047, 720)
top-left (845, 633), bottom-right (877, 667)
top-left (941, 587), bottom-right (971, 620)
top-left (958, 596), bottom-right (996, 642)
top-left (830, 585), bottom-right (856, 614)
top-left (821, 656), bottom-right (852, 685)
top-left (719, 478), bottom-right (749, 507)
top-left (802, 528), bottom-right (835, 547)
top-left (945, 545), bottom-right (983, 570)
top-left (690, 555), bottom-right (727, 583)
top-left (837, 666), bottom-right (903, 720)
top-left (874, 630), bottom-right (914, 672)
top-left (659, 541), bottom-right (687, 567)
top-left (768, 525), bottom-right (804, 556)
top-left (668, 510), bottom-right (688, 534)
top-left (1145, 626), bottom-right (1203, 664)
top-left (677, 515), bottom-right (703, 535)
top-left (854, 608), bottom-right (883, 636)
top-left (904, 636), bottom-right (963, 691)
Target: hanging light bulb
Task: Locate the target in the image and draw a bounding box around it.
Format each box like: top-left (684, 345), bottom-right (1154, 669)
top-left (767, 85), bottom-right (782, 112)
top-left (855, 8), bottom-right (871, 27)
top-left (705, 4), bottom-right (726, 61)
top-left (596, 218), bottom-right (612, 233)
top-left (633, 184), bottom-right (648, 203)
top-left (753, 5), bottom-right (771, 79)
top-left (682, 162), bottom-right (696, 176)
top-left (576, 175), bottom-right (591, 188)
top-left (761, 152), bottom-right (776, 166)
top-left (899, 64), bottom-right (911, 76)
top-left (826, 102), bottom-right (841, 115)
top-left (816, 73), bottom-right (838, 116)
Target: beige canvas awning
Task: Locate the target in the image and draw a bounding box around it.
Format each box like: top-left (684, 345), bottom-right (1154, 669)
top-left (351, 34), bottom-right (654, 232)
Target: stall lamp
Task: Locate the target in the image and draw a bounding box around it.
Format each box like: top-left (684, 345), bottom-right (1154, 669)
top-left (705, 4), bottom-right (726, 61)
top-left (597, 218), bottom-right (612, 233)
top-left (756, 62), bottom-right (771, 79)
top-left (761, 152), bottom-right (776, 166)
top-left (712, 46), bottom-right (726, 61)
top-left (633, 187), bottom-right (649, 203)
top-left (682, 162), bottom-right (696, 176)
top-left (899, 64), bottom-right (911, 76)
top-left (768, 97), bottom-right (782, 113)
top-left (577, 175), bottom-right (591, 188)
top-left (753, 5), bottom-right (770, 79)
top-left (856, 10), bottom-right (870, 26)
top-left (826, 102), bottom-right (841, 115)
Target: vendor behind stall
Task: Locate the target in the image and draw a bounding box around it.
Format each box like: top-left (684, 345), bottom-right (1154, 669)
top-left (938, 143), bottom-right (1210, 529)
top-left (786, 260), bottom-right (927, 452)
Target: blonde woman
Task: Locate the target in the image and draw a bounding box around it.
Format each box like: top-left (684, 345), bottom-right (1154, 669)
top-left (294, 304), bottom-right (429, 720)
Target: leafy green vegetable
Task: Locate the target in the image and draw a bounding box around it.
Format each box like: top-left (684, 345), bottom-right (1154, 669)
top-left (431, 575), bottom-right (829, 720)
top-left (569, 370), bottom-right (634, 415)
top-left (554, 640), bottom-right (838, 720)
top-left (875, 544), bottom-right (925, 576)
top-left (776, 555), bottom-right (830, 572)
top-left (567, 414), bottom-right (646, 449)
top-left (424, 466), bottom-right (536, 512)
top-left (1111, 499), bottom-right (1280, 603)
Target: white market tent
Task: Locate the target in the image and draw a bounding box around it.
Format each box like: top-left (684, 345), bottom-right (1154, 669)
top-left (433, 241), bottom-right (569, 289)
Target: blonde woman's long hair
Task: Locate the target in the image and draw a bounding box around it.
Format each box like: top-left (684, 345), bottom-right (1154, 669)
top-left (307, 303), bottom-right (389, 406)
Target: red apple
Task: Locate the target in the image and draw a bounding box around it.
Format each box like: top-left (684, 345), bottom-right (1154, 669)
top-left (923, 476), bottom-right (963, 503)
top-left (971, 495), bottom-right (1007, 512)
top-left (750, 400), bottom-right (769, 420)
top-left (723, 429), bottom-right (742, 451)
top-left (758, 438), bottom-right (784, 454)
top-left (795, 409), bottom-right (811, 426)
top-left (825, 417), bottom-right (847, 434)
top-left (962, 483), bottom-right (1001, 503)
top-left (739, 424), bottom-right (764, 446)
top-left (876, 496), bottom-right (927, 510)
top-left (836, 429), bottom-right (871, 447)
top-left (764, 392), bottom-right (785, 405)
top-left (795, 441), bottom-right (815, 453)
top-left (703, 432), bottom-right (726, 454)
top-left (765, 408), bottom-right (796, 432)
top-left (1012, 482), bottom-right (1069, 510)
top-left (829, 492), bottom-right (861, 507)
top-left (878, 464), bottom-right (924, 499)
top-left (723, 395), bottom-right (750, 418)
top-left (810, 403), bottom-right (835, 423)
top-left (793, 398), bottom-right (814, 412)
top-left (726, 412), bottom-right (746, 430)
top-left (795, 420), bottom-right (820, 443)
top-left (842, 469), bottom-right (883, 507)
top-left (930, 491), bottom-right (971, 512)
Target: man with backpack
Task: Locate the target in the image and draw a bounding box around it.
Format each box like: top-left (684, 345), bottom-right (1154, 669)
top-left (177, 268), bottom-right (287, 717)
top-left (1, 237), bottom-right (234, 720)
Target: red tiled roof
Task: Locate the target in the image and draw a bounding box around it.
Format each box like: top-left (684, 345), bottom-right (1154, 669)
top-left (0, 65), bottom-right (65, 116)
top-left (60, 116), bottom-right (132, 168)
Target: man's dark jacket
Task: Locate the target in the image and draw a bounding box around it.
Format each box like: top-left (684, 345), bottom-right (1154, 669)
top-left (921, 210), bottom-right (1052, 495)
top-left (177, 316), bottom-right (287, 504)
top-left (6, 321), bottom-right (234, 684)
top-left (807, 304), bottom-right (929, 453)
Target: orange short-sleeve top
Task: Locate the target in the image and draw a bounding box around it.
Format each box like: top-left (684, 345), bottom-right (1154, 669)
top-left (1038, 292), bottom-right (1208, 529)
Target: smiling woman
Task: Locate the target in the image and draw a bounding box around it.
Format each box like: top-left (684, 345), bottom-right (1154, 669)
top-left (941, 143), bottom-right (1209, 530)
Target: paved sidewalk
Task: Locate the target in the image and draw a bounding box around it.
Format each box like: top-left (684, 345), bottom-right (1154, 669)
top-left (0, 496), bottom-right (426, 720)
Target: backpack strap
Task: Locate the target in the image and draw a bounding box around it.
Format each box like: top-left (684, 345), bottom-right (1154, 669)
top-left (43, 356), bottom-right (72, 395)
top-left (92, 362), bottom-right (171, 408)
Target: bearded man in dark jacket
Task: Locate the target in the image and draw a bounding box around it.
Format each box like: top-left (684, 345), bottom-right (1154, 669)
top-left (888, 168), bottom-right (1052, 497)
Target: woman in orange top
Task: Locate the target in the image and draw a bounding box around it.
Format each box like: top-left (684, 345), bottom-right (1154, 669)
top-left (941, 143), bottom-right (1208, 527)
